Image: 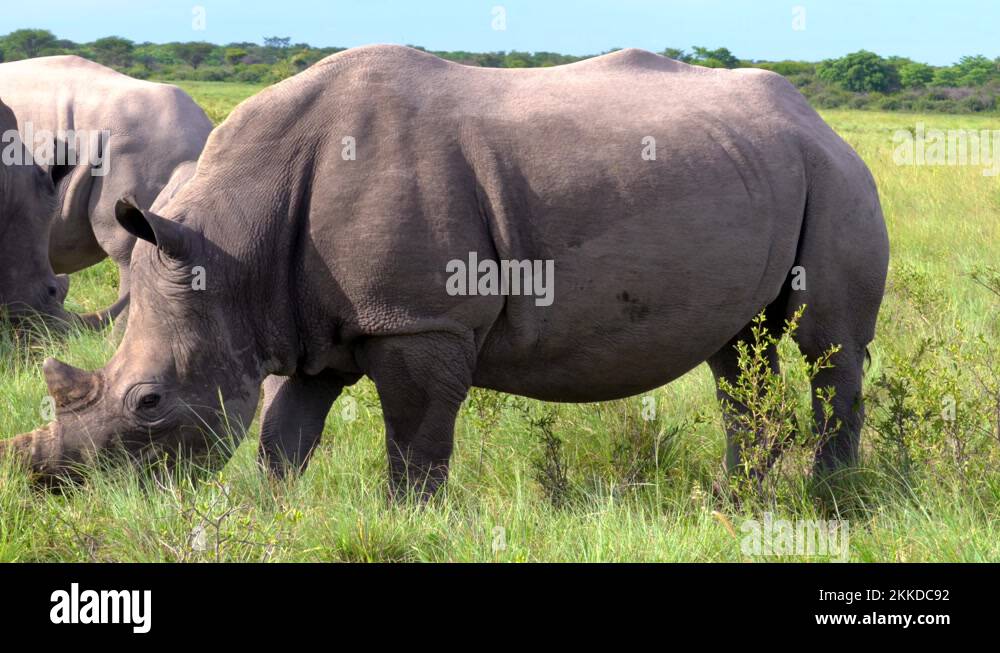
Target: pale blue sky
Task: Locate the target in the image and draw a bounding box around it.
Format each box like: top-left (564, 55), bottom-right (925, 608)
top-left (3, 0), bottom-right (995, 65)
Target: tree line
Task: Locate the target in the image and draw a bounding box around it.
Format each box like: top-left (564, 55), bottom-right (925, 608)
top-left (2, 29), bottom-right (999, 113)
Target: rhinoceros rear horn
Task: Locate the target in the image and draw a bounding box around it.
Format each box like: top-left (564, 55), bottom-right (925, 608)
top-left (114, 195), bottom-right (191, 260)
top-left (43, 358), bottom-right (101, 410)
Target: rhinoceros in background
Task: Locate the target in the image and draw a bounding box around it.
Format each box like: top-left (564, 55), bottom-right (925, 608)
top-left (2, 46), bottom-right (889, 496)
top-left (1, 97), bottom-right (124, 329)
top-left (0, 56), bottom-right (213, 314)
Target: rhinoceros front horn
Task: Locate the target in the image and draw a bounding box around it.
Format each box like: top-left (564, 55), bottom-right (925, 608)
top-left (0, 423), bottom-right (65, 476)
top-left (43, 358), bottom-right (101, 410)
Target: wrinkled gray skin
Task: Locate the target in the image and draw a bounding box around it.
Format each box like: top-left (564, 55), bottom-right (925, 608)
top-left (3, 46), bottom-right (889, 496)
top-left (0, 98), bottom-right (123, 329)
top-left (0, 56), bottom-right (213, 312)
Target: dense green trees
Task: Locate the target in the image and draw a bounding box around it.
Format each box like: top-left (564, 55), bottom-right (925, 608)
top-left (690, 46), bottom-right (740, 68)
top-left (170, 42), bottom-right (215, 69)
top-left (809, 50), bottom-right (999, 112)
top-left (0, 28), bottom-right (59, 59)
top-left (1, 30), bottom-right (997, 113)
top-left (91, 36), bottom-right (135, 68)
top-left (660, 46), bottom-right (739, 68)
top-left (0, 29), bottom-right (346, 82)
top-left (899, 62), bottom-right (934, 88)
top-left (815, 50), bottom-right (1000, 94)
top-left (817, 50), bottom-right (900, 92)
top-left (951, 55), bottom-right (997, 86)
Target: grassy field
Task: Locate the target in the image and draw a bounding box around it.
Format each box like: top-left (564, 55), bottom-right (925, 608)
top-left (1, 82), bottom-right (998, 562)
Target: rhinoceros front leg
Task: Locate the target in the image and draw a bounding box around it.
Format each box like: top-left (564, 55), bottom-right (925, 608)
top-left (258, 373), bottom-right (345, 477)
top-left (363, 332), bottom-right (475, 501)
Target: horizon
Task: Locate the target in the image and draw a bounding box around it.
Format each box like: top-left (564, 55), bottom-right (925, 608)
top-left (2, 0), bottom-right (997, 66)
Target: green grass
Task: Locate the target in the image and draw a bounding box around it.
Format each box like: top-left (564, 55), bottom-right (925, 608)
top-left (169, 80), bottom-right (265, 125)
top-left (1, 95), bottom-right (998, 561)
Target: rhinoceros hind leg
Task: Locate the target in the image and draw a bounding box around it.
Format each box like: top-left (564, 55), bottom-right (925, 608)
top-left (707, 320), bottom-right (784, 479)
top-left (800, 339), bottom-right (866, 476)
top-left (258, 373), bottom-right (346, 478)
top-left (782, 258), bottom-right (879, 476)
top-left (364, 331), bottom-right (475, 501)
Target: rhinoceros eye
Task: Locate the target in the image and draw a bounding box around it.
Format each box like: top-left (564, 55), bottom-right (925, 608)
top-left (126, 384), bottom-right (170, 423)
top-left (139, 393), bottom-right (161, 410)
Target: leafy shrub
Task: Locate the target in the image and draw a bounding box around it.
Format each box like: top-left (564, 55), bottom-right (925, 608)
top-left (715, 308), bottom-right (840, 503)
top-left (868, 332), bottom-right (998, 484)
top-left (867, 263), bottom-right (1000, 488)
top-left (528, 410), bottom-right (572, 508)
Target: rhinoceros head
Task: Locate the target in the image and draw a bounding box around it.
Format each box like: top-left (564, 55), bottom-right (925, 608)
top-left (1, 197), bottom-right (264, 479)
top-left (0, 98), bottom-right (123, 331)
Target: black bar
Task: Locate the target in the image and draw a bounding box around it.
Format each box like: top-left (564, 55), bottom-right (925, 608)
top-left (0, 563), bottom-right (988, 641)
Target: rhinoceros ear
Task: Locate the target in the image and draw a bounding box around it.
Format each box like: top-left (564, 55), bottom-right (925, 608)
top-left (114, 196), bottom-right (190, 260)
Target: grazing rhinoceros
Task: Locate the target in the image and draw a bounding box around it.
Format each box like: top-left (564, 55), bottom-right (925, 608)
top-left (1, 46), bottom-right (888, 496)
top-left (0, 97), bottom-right (124, 329)
top-left (0, 55), bottom-right (213, 314)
